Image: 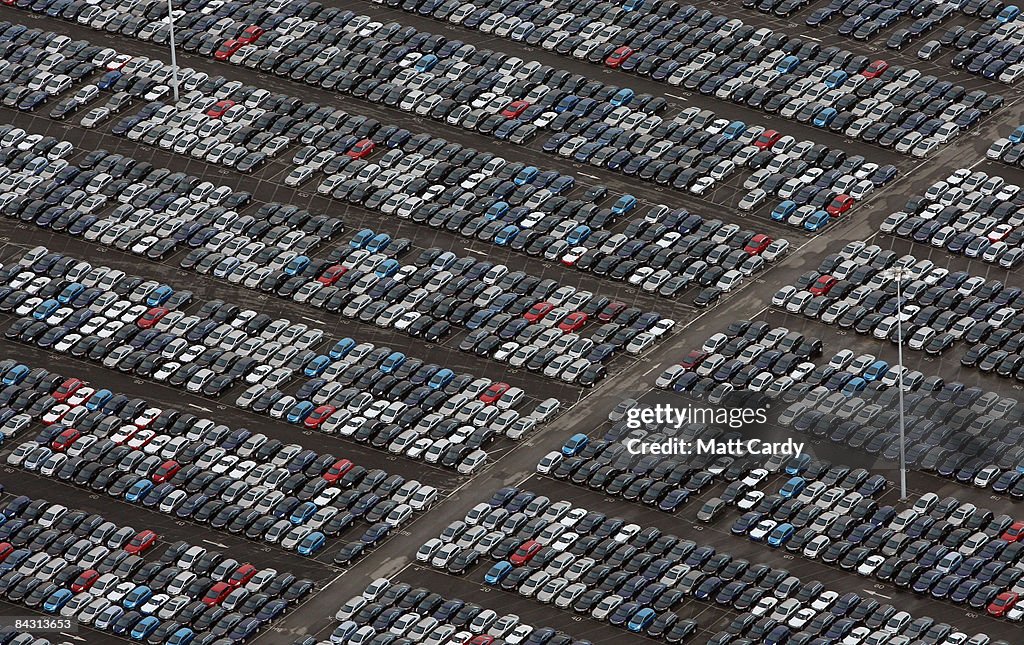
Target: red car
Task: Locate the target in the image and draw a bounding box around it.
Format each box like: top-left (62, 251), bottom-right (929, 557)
top-left (480, 383), bottom-right (510, 404)
top-left (152, 460), bottom-right (180, 484)
top-left (53, 377), bottom-right (84, 402)
top-left (237, 25), bottom-right (265, 45)
top-left (988, 591), bottom-right (1018, 617)
top-left (137, 307), bottom-right (169, 329)
top-left (125, 530), bottom-right (158, 554)
top-left (809, 275), bottom-right (838, 296)
top-left (202, 582), bottom-right (232, 606)
top-left (605, 46), bottom-right (634, 68)
top-left (470, 637), bottom-right (495, 645)
top-left (323, 459), bottom-right (354, 483)
top-left (524, 301), bottom-right (554, 323)
top-left (0, 543), bottom-right (13, 562)
top-left (597, 301), bottom-right (627, 322)
top-left (206, 99), bottom-right (236, 118)
top-left (753, 129), bottom-right (781, 150)
top-left (826, 194), bottom-right (854, 217)
top-left (558, 311), bottom-right (588, 333)
top-left (1002, 521), bottom-right (1024, 542)
top-left (318, 265), bottom-right (347, 285)
top-left (510, 540), bottom-right (543, 566)
top-left (680, 350), bottom-right (708, 370)
top-left (861, 59), bottom-right (889, 78)
top-left (214, 39), bottom-right (243, 61)
top-left (501, 100), bottom-right (530, 119)
top-left (744, 234), bottom-right (773, 255)
top-left (304, 405), bottom-right (337, 429)
top-left (71, 569), bottom-right (100, 593)
top-left (228, 564), bottom-right (258, 588)
top-left (51, 428), bottom-right (81, 452)
top-left (347, 138), bottom-right (376, 159)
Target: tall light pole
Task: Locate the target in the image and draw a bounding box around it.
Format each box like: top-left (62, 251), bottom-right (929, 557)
top-left (883, 266), bottom-right (908, 501)
top-left (166, 0), bottom-right (179, 101)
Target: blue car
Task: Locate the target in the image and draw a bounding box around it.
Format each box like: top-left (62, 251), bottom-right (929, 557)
top-left (2, 365), bottom-right (29, 385)
top-left (97, 70), bottom-right (121, 90)
top-left (554, 95), bottom-right (579, 113)
top-left (86, 388), bottom-right (113, 411)
top-left (123, 585), bottom-right (153, 610)
top-left (57, 282), bottom-right (84, 304)
top-left (428, 368), bottom-right (454, 390)
top-left (287, 401), bottom-right (315, 424)
top-left (776, 55), bottom-right (800, 73)
top-left (627, 607), bottom-right (656, 632)
top-left (284, 255), bottom-right (310, 275)
top-left (131, 616), bottom-right (160, 640)
top-left (842, 377), bottom-right (867, 397)
top-left (1011, 124), bottom-right (1024, 143)
top-left (785, 454), bottom-right (811, 475)
top-left (494, 225), bottom-right (519, 245)
top-left (780, 477), bottom-right (806, 499)
top-left (864, 360), bottom-right (889, 381)
top-left (329, 338), bottom-right (356, 359)
top-left (771, 200), bottom-right (797, 221)
top-left (484, 561), bottom-right (513, 585)
top-left (485, 201), bottom-right (509, 219)
top-left (611, 194), bottom-right (638, 214)
top-left (514, 167), bottom-right (539, 186)
top-left (998, 4), bottom-right (1020, 21)
top-left (32, 299), bottom-right (60, 320)
top-left (804, 210), bottom-right (830, 231)
top-left (125, 479), bottom-right (154, 503)
top-left (375, 259), bottom-right (400, 278)
top-left (167, 627), bottom-right (195, 645)
top-left (380, 352), bottom-right (406, 374)
top-left (146, 285), bottom-right (174, 306)
top-left (566, 225), bottom-right (591, 245)
top-left (610, 88), bottom-right (635, 106)
top-left (723, 120), bottom-right (746, 139)
top-left (414, 54), bottom-right (439, 72)
top-left (43, 588), bottom-right (73, 613)
top-left (304, 355), bottom-right (331, 377)
top-left (562, 433), bottom-right (590, 456)
top-left (350, 228), bottom-right (374, 249)
top-left (366, 233), bottom-right (391, 253)
top-left (824, 70), bottom-right (848, 89)
top-left (814, 108), bottom-right (837, 127)
top-left (290, 501), bottom-right (318, 525)
top-left (768, 523), bottom-right (796, 547)
top-left (297, 531), bottom-right (326, 555)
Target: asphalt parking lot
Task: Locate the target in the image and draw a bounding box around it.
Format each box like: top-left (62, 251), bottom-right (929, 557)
top-left (0, 0), bottom-right (1020, 644)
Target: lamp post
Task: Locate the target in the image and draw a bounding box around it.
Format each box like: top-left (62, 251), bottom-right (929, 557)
top-left (883, 266), bottom-right (908, 501)
top-left (166, 0), bottom-right (179, 101)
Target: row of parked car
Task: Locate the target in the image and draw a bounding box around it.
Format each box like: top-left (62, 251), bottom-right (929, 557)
top-left (883, 166), bottom-right (1024, 269)
top-left (0, 25), bottom-right (791, 313)
top-left (423, 484), bottom-right (986, 644)
top-left (0, 356), bottom-right (434, 561)
top-left (542, 103), bottom-right (901, 232)
top-left (655, 317), bottom-right (832, 405)
top-left (321, 577), bottom-right (586, 645)
top-left (0, 246), bottom-right (335, 399)
top-left (774, 240), bottom-right (1024, 368)
top-left (780, 366), bottom-right (1024, 484)
top-left (946, 12), bottom-right (1024, 82)
top-left (738, 461), bottom-right (1024, 622)
top-left (0, 491), bottom-right (314, 643)
top-left (807, 0), bottom-right (964, 52)
top-left (379, 0), bottom-right (1001, 155)
top-left (236, 330), bottom-right (559, 451)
